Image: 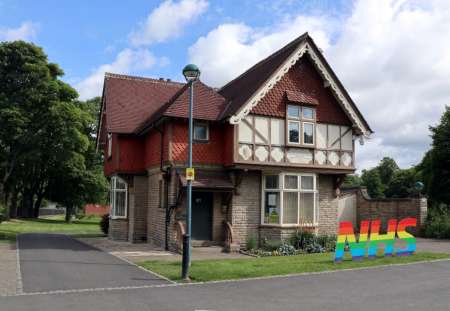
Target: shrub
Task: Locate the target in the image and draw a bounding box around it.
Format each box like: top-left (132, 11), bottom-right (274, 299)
top-left (290, 230), bottom-right (315, 250)
top-left (424, 210), bottom-right (450, 239)
top-left (0, 204), bottom-right (6, 223)
top-left (246, 235), bottom-right (257, 250)
top-left (100, 214), bottom-right (110, 235)
top-left (290, 231), bottom-right (337, 253)
top-left (262, 239), bottom-right (283, 251)
top-left (277, 243), bottom-right (296, 256)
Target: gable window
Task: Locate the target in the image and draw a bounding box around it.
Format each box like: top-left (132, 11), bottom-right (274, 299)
top-left (193, 122), bottom-right (209, 141)
top-left (110, 176), bottom-right (127, 219)
top-left (107, 133), bottom-right (112, 158)
top-left (262, 173), bottom-right (318, 226)
top-left (287, 105), bottom-right (316, 146)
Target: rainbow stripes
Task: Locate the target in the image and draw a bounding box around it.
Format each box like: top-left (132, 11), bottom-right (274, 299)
top-left (334, 218), bottom-right (417, 262)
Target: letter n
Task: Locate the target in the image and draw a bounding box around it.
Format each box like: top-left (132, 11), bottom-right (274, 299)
top-left (335, 221), bottom-right (369, 262)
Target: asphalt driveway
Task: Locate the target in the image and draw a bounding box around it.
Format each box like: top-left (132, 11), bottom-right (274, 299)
top-left (17, 233), bottom-right (169, 293)
top-left (2, 259), bottom-right (450, 310)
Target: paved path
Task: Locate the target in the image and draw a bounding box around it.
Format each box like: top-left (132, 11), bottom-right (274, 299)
top-left (2, 259), bottom-right (450, 310)
top-left (17, 233), bottom-right (169, 293)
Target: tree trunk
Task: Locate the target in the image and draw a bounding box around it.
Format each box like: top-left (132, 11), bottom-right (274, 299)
top-left (9, 190), bottom-right (18, 219)
top-left (65, 205), bottom-right (73, 223)
top-left (21, 192), bottom-right (34, 218)
top-left (33, 193), bottom-right (44, 218)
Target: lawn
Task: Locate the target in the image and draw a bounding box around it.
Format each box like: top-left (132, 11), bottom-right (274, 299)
top-left (139, 252), bottom-right (450, 282)
top-left (0, 215), bottom-right (104, 243)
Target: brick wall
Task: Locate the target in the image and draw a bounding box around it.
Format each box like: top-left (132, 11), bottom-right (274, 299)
top-left (352, 188), bottom-right (427, 235)
top-left (318, 175), bottom-right (339, 235)
top-left (231, 171), bottom-right (262, 247)
top-left (109, 219), bottom-right (128, 241)
top-left (128, 175), bottom-right (148, 242)
top-left (84, 204), bottom-right (110, 216)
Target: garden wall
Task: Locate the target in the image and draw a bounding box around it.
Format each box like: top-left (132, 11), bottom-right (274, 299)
top-left (342, 187), bottom-right (427, 235)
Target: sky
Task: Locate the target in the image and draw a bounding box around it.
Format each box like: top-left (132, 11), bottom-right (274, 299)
top-left (1, 0), bottom-right (449, 172)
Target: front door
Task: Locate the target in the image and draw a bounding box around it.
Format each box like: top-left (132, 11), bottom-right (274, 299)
top-left (191, 192), bottom-right (213, 241)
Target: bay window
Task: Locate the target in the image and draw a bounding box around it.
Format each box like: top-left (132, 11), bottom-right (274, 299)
top-left (110, 176), bottom-right (127, 219)
top-left (287, 105), bottom-right (316, 146)
top-left (262, 173), bottom-right (318, 226)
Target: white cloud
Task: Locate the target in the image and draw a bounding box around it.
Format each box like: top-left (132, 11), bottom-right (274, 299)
top-left (188, 16), bottom-right (332, 86)
top-left (0, 21), bottom-right (38, 41)
top-left (76, 49), bottom-right (158, 100)
top-left (188, 0), bottom-right (450, 170)
top-left (130, 0), bottom-right (208, 46)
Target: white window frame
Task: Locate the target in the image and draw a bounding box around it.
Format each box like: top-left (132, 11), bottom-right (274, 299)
top-left (261, 173), bottom-right (318, 226)
top-left (302, 122), bottom-right (315, 146)
top-left (193, 122), bottom-right (209, 141)
top-left (286, 105), bottom-right (316, 147)
top-left (287, 120), bottom-right (301, 144)
top-left (110, 176), bottom-right (128, 219)
top-left (107, 133), bottom-right (112, 158)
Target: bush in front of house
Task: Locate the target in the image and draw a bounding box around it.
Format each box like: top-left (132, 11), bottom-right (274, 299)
top-left (290, 231), bottom-right (337, 253)
top-left (424, 209), bottom-right (450, 239)
top-left (100, 214), bottom-right (109, 235)
top-left (246, 235), bottom-right (257, 251)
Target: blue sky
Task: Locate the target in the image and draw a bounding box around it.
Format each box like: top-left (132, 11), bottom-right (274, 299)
top-left (0, 0), bottom-right (351, 85)
top-left (1, 0), bottom-right (449, 171)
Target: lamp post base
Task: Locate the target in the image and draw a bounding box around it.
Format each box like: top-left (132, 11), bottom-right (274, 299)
top-left (181, 234), bottom-right (190, 280)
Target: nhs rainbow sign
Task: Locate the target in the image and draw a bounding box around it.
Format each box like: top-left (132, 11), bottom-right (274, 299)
top-left (334, 218), bottom-right (417, 262)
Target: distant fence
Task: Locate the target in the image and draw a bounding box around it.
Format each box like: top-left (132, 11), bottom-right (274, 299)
top-left (84, 204), bottom-right (110, 216)
top-left (340, 187), bottom-right (427, 235)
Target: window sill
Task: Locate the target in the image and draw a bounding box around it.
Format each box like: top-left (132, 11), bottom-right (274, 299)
top-left (110, 216), bottom-right (127, 220)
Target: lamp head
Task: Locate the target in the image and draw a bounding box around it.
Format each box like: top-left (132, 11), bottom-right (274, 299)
top-left (182, 64), bottom-right (200, 82)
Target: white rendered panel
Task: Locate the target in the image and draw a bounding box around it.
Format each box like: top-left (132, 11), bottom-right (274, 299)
top-left (316, 124), bottom-right (327, 149)
top-left (341, 126), bottom-right (353, 150)
top-left (270, 119), bottom-right (285, 146)
top-left (255, 117), bottom-right (269, 144)
top-left (327, 125), bottom-right (340, 150)
top-left (238, 116), bottom-right (253, 143)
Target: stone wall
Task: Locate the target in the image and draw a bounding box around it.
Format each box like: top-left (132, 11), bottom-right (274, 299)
top-left (317, 175), bottom-right (339, 235)
top-left (352, 188), bottom-right (427, 234)
top-left (128, 175), bottom-right (148, 242)
top-left (109, 218), bottom-right (128, 241)
top-left (231, 171), bottom-right (262, 247)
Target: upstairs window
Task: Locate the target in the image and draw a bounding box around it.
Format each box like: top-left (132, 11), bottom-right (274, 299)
top-left (110, 176), bottom-right (127, 219)
top-left (193, 122), bottom-right (209, 141)
top-left (287, 105), bottom-right (315, 146)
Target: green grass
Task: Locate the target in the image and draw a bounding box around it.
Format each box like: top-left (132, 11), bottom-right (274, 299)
top-left (0, 215), bottom-right (104, 243)
top-left (139, 252), bottom-right (450, 282)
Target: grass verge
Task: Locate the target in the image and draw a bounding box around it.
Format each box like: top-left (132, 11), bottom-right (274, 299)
top-left (139, 252), bottom-right (450, 282)
top-left (0, 215), bottom-right (104, 243)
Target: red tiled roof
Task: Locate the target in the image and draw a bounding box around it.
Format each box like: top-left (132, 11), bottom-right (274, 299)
top-left (285, 90), bottom-right (319, 106)
top-left (219, 33), bottom-right (309, 118)
top-left (135, 81), bottom-right (227, 134)
top-left (103, 73), bottom-right (183, 133)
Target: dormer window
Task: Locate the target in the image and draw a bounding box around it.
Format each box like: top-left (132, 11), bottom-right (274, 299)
top-left (287, 105), bottom-right (316, 146)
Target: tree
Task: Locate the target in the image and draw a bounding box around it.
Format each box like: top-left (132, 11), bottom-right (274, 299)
top-left (361, 169), bottom-right (385, 198)
top-left (377, 157), bottom-right (399, 185)
top-left (417, 106), bottom-right (450, 206)
top-left (343, 174), bottom-right (362, 188)
top-left (0, 41), bottom-right (107, 219)
top-left (385, 168), bottom-right (418, 198)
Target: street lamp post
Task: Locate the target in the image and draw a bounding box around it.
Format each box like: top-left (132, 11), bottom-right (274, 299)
top-left (181, 64), bottom-right (200, 281)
